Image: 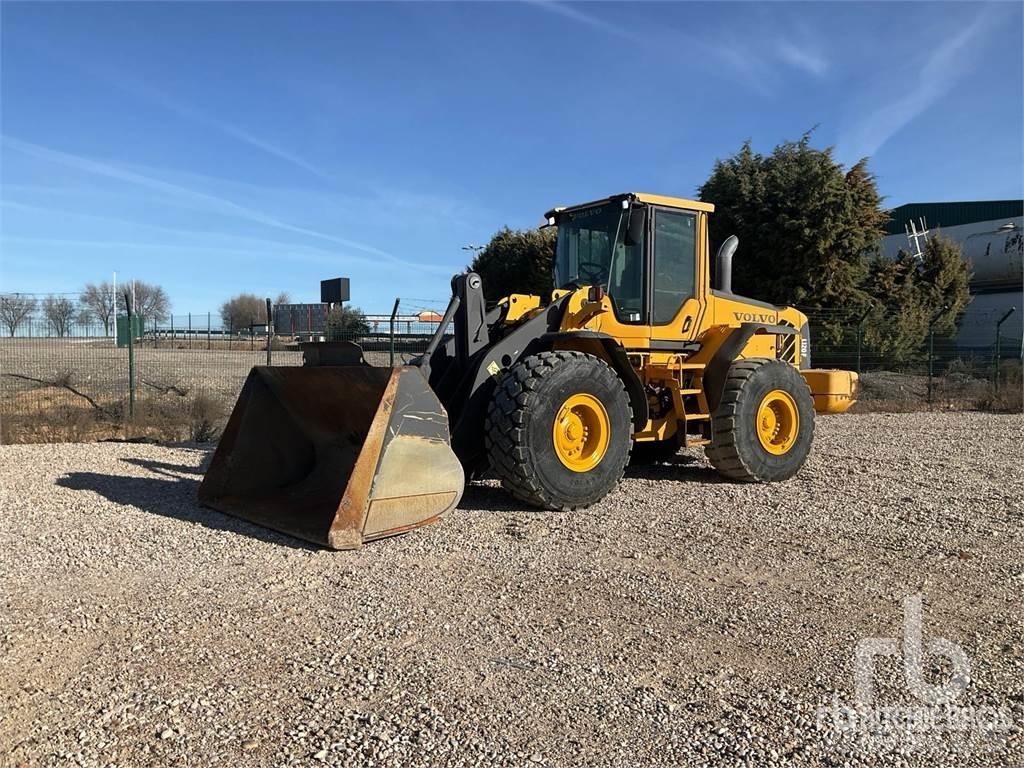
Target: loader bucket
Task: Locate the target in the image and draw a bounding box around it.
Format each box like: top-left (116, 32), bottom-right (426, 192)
top-left (197, 365), bottom-right (464, 549)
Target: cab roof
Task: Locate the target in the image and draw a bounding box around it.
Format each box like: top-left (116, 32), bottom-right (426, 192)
top-left (545, 192), bottom-right (714, 220)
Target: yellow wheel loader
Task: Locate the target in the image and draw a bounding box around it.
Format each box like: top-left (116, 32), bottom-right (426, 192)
top-left (199, 192), bottom-right (858, 548)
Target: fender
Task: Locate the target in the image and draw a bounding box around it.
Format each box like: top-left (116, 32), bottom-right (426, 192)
top-left (703, 323), bottom-right (798, 412)
top-left (446, 296), bottom-right (570, 473)
top-left (539, 331), bottom-right (649, 432)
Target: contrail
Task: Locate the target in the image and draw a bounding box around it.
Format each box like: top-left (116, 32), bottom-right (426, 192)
top-left (2, 137), bottom-right (456, 276)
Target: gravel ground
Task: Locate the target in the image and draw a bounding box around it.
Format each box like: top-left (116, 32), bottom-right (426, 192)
top-left (1, 412), bottom-right (1021, 767)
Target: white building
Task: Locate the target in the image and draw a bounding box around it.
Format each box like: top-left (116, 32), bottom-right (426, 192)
top-left (881, 200), bottom-right (1023, 354)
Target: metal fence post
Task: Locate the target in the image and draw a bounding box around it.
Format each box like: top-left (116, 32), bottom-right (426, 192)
top-left (389, 298), bottom-right (400, 367)
top-left (855, 306), bottom-right (871, 375)
top-left (926, 306), bottom-right (947, 406)
top-left (927, 328), bottom-right (934, 405)
top-left (124, 291), bottom-right (136, 420)
top-left (188, 312), bottom-right (192, 350)
top-left (995, 307), bottom-right (1016, 394)
top-left (207, 312), bottom-right (211, 350)
top-left (265, 298), bottom-right (273, 366)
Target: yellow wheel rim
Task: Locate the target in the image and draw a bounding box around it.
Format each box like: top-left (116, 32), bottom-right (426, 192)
top-left (552, 393), bottom-right (610, 472)
top-left (756, 389), bottom-right (800, 455)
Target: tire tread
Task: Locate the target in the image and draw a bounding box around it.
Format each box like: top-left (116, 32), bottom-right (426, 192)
top-left (485, 350), bottom-right (632, 509)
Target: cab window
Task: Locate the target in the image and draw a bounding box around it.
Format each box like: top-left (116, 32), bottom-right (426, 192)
top-left (554, 203), bottom-right (646, 324)
top-left (652, 209), bottom-right (696, 324)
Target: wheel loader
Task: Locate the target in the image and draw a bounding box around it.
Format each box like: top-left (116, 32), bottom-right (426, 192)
top-left (199, 192), bottom-right (858, 549)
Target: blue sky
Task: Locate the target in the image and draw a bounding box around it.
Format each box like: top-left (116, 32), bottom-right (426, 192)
top-left (1, 1), bottom-right (1021, 314)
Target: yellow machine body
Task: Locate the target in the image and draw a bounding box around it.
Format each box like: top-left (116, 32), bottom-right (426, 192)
top-left (523, 192), bottom-right (858, 447)
top-left (200, 191), bottom-right (857, 550)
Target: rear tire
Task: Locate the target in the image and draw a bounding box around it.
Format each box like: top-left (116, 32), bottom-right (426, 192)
top-left (706, 358), bottom-right (814, 482)
top-left (485, 351), bottom-right (632, 509)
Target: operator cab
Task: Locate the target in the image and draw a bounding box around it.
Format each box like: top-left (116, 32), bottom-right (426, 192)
top-left (548, 192), bottom-right (711, 327)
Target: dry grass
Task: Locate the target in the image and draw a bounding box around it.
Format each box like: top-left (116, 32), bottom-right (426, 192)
top-left (3, 338), bottom-right (1020, 443)
top-left (978, 362), bottom-right (1024, 412)
top-left (0, 340), bottom-right (294, 444)
top-left (853, 366), bottom-right (1023, 414)
top-left (0, 384), bottom-right (230, 445)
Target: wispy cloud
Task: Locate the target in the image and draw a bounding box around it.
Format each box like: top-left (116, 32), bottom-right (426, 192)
top-left (0, 234), bottom-right (390, 273)
top-left (524, 1), bottom-right (830, 96)
top-left (777, 41), bottom-right (828, 78)
top-left (0, 201), bottom-right (395, 270)
top-left (1, 136), bottom-right (454, 275)
top-left (522, 0), bottom-right (645, 44)
top-left (22, 38), bottom-right (493, 235)
top-left (837, 8), bottom-right (996, 161)
top-left (22, 37), bottom-right (331, 183)
top-left (108, 76), bottom-right (333, 182)
top-left (526, 1), bottom-right (759, 90)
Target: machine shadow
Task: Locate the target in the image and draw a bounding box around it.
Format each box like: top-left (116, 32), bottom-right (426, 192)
top-left (56, 471), bottom-right (316, 550)
top-left (624, 453), bottom-right (725, 483)
top-left (458, 483), bottom-right (524, 512)
top-left (459, 453), bottom-right (722, 512)
top-left (120, 455), bottom-right (211, 477)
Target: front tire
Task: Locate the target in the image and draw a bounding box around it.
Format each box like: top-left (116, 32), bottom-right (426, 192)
top-left (705, 358), bottom-right (814, 482)
top-left (485, 351), bottom-right (633, 509)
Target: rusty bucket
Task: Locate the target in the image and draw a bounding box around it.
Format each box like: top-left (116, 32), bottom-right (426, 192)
top-left (198, 365), bottom-right (464, 549)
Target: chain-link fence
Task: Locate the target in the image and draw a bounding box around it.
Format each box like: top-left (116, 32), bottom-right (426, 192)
top-left (0, 307), bottom-right (442, 444)
top-left (1, 302), bottom-right (1020, 444)
top-left (803, 308), bottom-right (1022, 412)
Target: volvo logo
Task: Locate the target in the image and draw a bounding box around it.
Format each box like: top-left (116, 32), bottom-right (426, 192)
top-left (733, 311), bottom-right (777, 323)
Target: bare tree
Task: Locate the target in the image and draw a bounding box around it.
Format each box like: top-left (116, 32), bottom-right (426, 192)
top-left (116, 281), bottom-right (170, 322)
top-left (0, 294), bottom-right (37, 336)
top-left (42, 295), bottom-right (76, 337)
top-left (274, 291), bottom-right (292, 306)
top-left (220, 293), bottom-right (267, 331)
top-left (80, 281), bottom-right (117, 335)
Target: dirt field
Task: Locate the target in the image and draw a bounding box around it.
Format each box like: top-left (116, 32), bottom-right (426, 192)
top-left (0, 338), bottom-right (301, 404)
top-left (3, 338), bottom-right (1019, 445)
top-left (1, 412), bottom-right (1021, 767)
top-left (0, 339), bottom-right (412, 443)
top-left (0, 338), bottom-right (411, 403)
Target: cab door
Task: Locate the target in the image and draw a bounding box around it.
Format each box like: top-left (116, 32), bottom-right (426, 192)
top-left (649, 207), bottom-right (704, 346)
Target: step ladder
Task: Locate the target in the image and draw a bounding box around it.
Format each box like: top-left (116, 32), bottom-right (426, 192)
top-left (669, 378), bottom-right (712, 447)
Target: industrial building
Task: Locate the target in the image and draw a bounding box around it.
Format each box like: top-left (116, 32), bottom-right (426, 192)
top-left (881, 200), bottom-right (1023, 354)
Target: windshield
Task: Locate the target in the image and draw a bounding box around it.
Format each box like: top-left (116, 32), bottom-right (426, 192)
top-left (553, 203), bottom-right (646, 323)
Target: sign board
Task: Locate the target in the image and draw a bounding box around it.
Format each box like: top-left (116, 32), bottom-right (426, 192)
top-left (321, 277), bottom-right (350, 304)
top-left (116, 314), bottom-right (144, 347)
top-left (274, 304), bottom-right (328, 335)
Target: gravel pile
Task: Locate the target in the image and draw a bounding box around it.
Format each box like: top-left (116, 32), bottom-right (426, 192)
top-left (1, 412), bottom-right (1021, 767)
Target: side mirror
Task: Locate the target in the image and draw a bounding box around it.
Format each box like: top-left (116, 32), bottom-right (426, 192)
top-left (624, 208), bottom-right (645, 246)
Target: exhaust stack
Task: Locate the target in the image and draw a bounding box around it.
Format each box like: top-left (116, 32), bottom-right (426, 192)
top-left (716, 235), bottom-right (738, 293)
